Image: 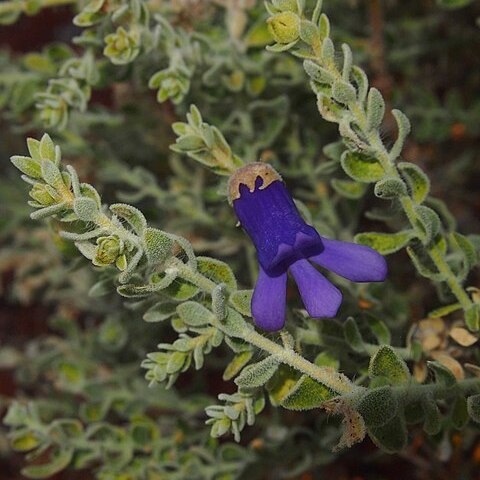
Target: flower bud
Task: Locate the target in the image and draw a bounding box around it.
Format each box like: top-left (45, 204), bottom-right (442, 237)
top-left (267, 12), bottom-right (300, 44)
top-left (104, 27), bottom-right (140, 65)
top-left (93, 235), bottom-right (124, 267)
top-left (148, 67), bottom-right (191, 104)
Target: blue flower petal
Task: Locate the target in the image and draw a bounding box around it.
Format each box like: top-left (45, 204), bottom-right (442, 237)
top-left (233, 178), bottom-right (322, 275)
top-left (289, 259), bottom-right (342, 318)
top-left (252, 265), bottom-right (288, 331)
top-left (310, 238), bottom-right (387, 282)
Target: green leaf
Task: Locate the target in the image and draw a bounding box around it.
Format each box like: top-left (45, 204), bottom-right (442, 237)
top-left (414, 205), bottom-right (441, 244)
top-left (368, 414), bottom-right (407, 453)
top-left (369, 345), bottom-right (410, 385)
top-left (452, 232), bottom-right (478, 272)
top-left (176, 301), bottom-right (214, 327)
top-left (351, 66), bottom-right (369, 102)
top-left (175, 134), bottom-right (205, 151)
top-left (304, 60), bottom-right (335, 84)
top-left (428, 302), bottom-right (462, 318)
top-left (244, 19), bottom-right (273, 47)
top-left (465, 304), bottom-right (480, 332)
top-left (467, 394), bottom-right (480, 423)
top-left (88, 278), bottom-right (115, 297)
top-left (166, 351), bottom-right (188, 374)
top-left (390, 109), bottom-right (411, 160)
top-left (340, 151), bottom-right (384, 183)
top-left (80, 183), bottom-right (101, 208)
top-left (163, 278), bottom-right (199, 300)
top-left (11, 156), bottom-right (42, 179)
top-left (331, 179), bottom-right (367, 199)
top-left (317, 93), bottom-right (344, 123)
top-left (267, 365), bottom-right (299, 406)
top-left (39, 133), bottom-right (55, 162)
top-left (355, 231), bottom-right (414, 255)
top-left (27, 138), bottom-right (41, 160)
top-left (281, 374), bottom-right (336, 411)
top-left (41, 159), bottom-right (64, 190)
top-left (11, 430), bottom-right (41, 452)
top-left (398, 162), bottom-right (430, 204)
top-left (73, 197), bottom-right (98, 221)
top-left (223, 351), bottom-right (254, 381)
top-left (427, 360), bottom-right (456, 387)
top-left (21, 447), bottom-right (74, 479)
top-left (343, 317), bottom-right (365, 352)
top-left (366, 87), bottom-right (385, 131)
top-left (365, 315), bottom-right (391, 345)
top-left (110, 203), bottom-right (147, 235)
top-left (404, 401), bottom-right (425, 425)
top-left (221, 308), bottom-right (250, 339)
top-left (357, 386), bottom-right (398, 427)
top-left (331, 79), bottom-right (356, 104)
top-left (197, 257), bottom-right (237, 291)
top-left (422, 396), bottom-right (442, 435)
top-left (30, 202), bottom-right (67, 220)
top-left (143, 302), bottom-right (177, 322)
top-left (143, 228), bottom-right (173, 264)
top-left (322, 141), bottom-right (344, 161)
top-left (188, 104), bottom-right (203, 127)
top-left (451, 395), bottom-right (469, 429)
top-left (374, 177), bottom-right (407, 199)
top-left (235, 356), bottom-right (279, 390)
top-left (406, 246), bottom-right (446, 281)
top-left (229, 290), bottom-right (253, 316)
top-left (314, 351), bottom-right (340, 370)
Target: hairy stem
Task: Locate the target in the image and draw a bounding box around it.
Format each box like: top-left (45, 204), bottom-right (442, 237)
top-left (174, 261), bottom-right (359, 395)
top-left (308, 46), bottom-right (474, 316)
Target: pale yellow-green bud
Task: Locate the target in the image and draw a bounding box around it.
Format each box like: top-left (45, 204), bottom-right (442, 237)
top-left (267, 12), bottom-right (300, 44)
top-left (93, 236), bottom-right (123, 267)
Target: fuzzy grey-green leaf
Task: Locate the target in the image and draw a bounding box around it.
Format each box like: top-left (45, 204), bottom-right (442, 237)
top-left (341, 151), bottom-right (384, 183)
top-left (374, 177), bottom-right (407, 199)
top-left (368, 415), bottom-right (407, 453)
top-left (281, 374), bottom-right (335, 410)
top-left (197, 257), bottom-right (237, 291)
top-left (110, 203), bottom-right (147, 235)
top-left (398, 162), bottom-right (430, 204)
top-left (467, 394), bottom-right (480, 423)
top-left (73, 197), bottom-right (98, 222)
top-left (355, 231), bottom-right (414, 255)
top-left (11, 156), bottom-right (43, 179)
top-left (366, 88), bottom-right (385, 131)
top-left (143, 228), bottom-right (173, 264)
top-left (331, 179), bottom-right (367, 199)
top-left (229, 290), bottom-right (253, 316)
top-left (235, 356), bottom-right (279, 390)
top-left (176, 301), bottom-right (214, 327)
top-left (369, 345), bottom-right (410, 385)
top-left (357, 386), bottom-right (398, 427)
top-left (344, 317), bottom-right (365, 352)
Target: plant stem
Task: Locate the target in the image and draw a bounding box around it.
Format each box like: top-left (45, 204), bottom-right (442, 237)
top-left (242, 328), bottom-right (359, 395)
top-left (174, 261), bottom-right (359, 395)
top-left (395, 377), bottom-right (480, 403)
top-left (311, 51), bottom-right (474, 317)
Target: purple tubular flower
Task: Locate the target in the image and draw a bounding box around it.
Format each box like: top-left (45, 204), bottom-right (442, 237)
top-left (229, 163), bottom-right (387, 331)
